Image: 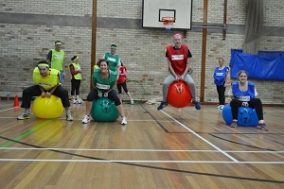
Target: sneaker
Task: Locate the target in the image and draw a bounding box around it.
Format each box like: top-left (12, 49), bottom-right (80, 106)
top-left (121, 116), bottom-right (128, 125)
top-left (17, 113), bottom-right (30, 120)
top-left (157, 101), bottom-right (167, 110)
top-left (77, 97), bottom-right (83, 104)
top-left (130, 99), bottom-right (134, 105)
top-left (257, 123), bottom-right (268, 131)
top-left (72, 99), bottom-right (77, 104)
top-left (193, 101), bottom-right (201, 110)
top-left (230, 121), bottom-right (238, 128)
top-left (82, 115), bottom-right (90, 124)
top-left (66, 113), bottom-right (73, 121)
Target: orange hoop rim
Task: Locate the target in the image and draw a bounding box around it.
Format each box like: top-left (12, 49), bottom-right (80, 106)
top-left (161, 17), bottom-right (175, 26)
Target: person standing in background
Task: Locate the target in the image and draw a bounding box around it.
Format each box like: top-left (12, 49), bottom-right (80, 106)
top-left (213, 56), bottom-right (231, 110)
top-left (103, 44), bottom-right (121, 74)
top-left (117, 62), bottom-right (134, 104)
top-left (47, 40), bottom-right (65, 83)
top-left (69, 56), bottom-right (83, 104)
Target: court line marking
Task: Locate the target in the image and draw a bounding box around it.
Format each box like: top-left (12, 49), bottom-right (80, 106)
top-left (59, 118), bottom-right (176, 122)
top-left (0, 117), bottom-right (18, 119)
top-left (0, 116), bottom-right (176, 123)
top-left (0, 107), bottom-right (16, 113)
top-left (0, 158), bottom-right (283, 164)
top-left (0, 147), bottom-right (283, 154)
top-left (0, 121), bottom-right (53, 148)
top-left (0, 104), bottom-right (13, 109)
top-left (161, 110), bottom-right (239, 162)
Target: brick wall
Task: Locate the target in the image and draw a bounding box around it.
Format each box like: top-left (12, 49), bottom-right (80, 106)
top-left (0, 0), bottom-right (92, 16)
top-left (0, 0), bottom-right (92, 97)
top-left (0, 0), bottom-right (283, 104)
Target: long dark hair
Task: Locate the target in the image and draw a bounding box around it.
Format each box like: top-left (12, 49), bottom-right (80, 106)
top-left (97, 59), bottom-right (109, 68)
top-left (71, 55), bottom-right (78, 61)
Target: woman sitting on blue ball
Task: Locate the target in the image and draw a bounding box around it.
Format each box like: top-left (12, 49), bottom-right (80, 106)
top-left (81, 59), bottom-right (127, 125)
top-left (228, 70), bottom-right (267, 130)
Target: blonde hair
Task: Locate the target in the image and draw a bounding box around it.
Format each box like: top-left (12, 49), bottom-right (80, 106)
top-left (237, 70), bottom-right (248, 77)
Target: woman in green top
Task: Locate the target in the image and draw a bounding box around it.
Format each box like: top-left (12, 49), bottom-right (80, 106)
top-left (82, 59), bottom-right (127, 125)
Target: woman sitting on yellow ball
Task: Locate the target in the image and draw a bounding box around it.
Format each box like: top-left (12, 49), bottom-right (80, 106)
top-left (17, 60), bottom-right (73, 121)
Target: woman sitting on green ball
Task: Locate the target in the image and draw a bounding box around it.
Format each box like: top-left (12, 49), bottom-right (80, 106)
top-left (81, 59), bottom-right (127, 125)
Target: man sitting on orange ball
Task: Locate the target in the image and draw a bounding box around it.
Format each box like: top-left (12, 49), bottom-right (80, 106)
top-left (157, 33), bottom-right (201, 110)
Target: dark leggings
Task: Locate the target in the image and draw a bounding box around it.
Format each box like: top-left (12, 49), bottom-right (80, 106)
top-left (21, 85), bottom-right (70, 108)
top-left (117, 82), bottom-right (128, 94)
top-left (71, 79), bottom-right (81, 96)
top-left (86, 89), bottom-right (121, 106)
top-left (230, 98), bottom-right (264, 120)
top-left (216, 85), bottom-right (226, 105)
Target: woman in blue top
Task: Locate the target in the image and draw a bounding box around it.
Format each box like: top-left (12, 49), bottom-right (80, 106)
top-left (213, 57), bottom-right (230, 110)
top-left (229, 70), bottom-right (267, 130)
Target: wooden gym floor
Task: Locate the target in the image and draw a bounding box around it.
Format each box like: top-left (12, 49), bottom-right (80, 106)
top-left (0, 100), bottom-right (283, 189)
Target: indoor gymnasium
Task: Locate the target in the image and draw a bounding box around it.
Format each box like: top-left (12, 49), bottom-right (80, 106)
top-left (0, 0), bottom-right (283, 188)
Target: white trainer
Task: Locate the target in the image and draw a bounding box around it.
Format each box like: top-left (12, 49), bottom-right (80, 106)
top-left (82, 115), bottom-right (90, 124)
top-left (17, 113), bottom-right (30, 120)
top-left (121, 116), bottom-right (127, 125)
top-left (72, 99), bottom-right (77, 104)
top-left (66, 113), bottom-right (74, 121)
top-left (77, 96), bottom-right (83, 104)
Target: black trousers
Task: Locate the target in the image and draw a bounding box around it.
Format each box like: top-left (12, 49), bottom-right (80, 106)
top-left (117, 82), bottom-right (128, 94)
top-left (216, 85), bottom-right (226, 105)
top-left (21, 85), bottom-right (70, 108)
top-left (86, 89), bottom-right (121, 106)
top-left (230, 98), bottom-right (264, 120)
top-left (71, 79), bottom-right (81, 96)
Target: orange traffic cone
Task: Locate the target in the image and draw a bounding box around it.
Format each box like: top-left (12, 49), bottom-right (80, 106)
top-left (14, 95), bottom-right (19, 108)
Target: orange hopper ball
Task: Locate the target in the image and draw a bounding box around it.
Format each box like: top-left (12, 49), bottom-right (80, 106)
top-left (167, 80), bottom-right (192, 108)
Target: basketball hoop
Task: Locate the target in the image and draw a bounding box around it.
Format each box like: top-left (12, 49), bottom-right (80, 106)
top-left (162, 17), bottom-right (175, 32)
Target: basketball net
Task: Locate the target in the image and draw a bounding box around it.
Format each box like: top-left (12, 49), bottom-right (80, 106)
top-left (162, 17), bottom-right (175, 32)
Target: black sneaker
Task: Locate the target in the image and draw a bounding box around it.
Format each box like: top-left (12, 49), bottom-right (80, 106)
top-left (157, 101), bottom-right (167, 110)
top-left (193, 101), bottom-right (201, 110)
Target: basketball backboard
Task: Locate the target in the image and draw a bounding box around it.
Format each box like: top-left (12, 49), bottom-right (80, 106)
top-left (142, 0), bottom-right (192, 30)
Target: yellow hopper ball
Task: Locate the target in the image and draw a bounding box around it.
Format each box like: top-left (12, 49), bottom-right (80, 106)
top-left (32, 95), bottom-right (64, 119)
